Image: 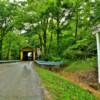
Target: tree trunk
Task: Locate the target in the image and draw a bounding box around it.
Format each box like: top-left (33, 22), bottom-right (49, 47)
top-left (75, 1), bottom-right (79, 39)
top-left (75, 10), bottom-right (78, 39)
top-left (0, 39), bottom-right (3, 60)
top-left (38, 33), bottom-right (43, 54)
top-left (6, 42), bottom-right (11, 60)
top-left (48, 32), bottom-right (53, 54)
top-left (57, 28), bottom-right (60, 53)
top-left (42, 18), bottom-right (48, 60)
top-left (56, 15), bottom-right (61, 55)
top-left (43, 29), bottom-right (47, 60)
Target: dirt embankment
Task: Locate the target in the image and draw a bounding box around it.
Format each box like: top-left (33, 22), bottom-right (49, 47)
top-left (48, 67), bottom-right (100, 99)
top-left (58, 70), bottom-right (100, 99)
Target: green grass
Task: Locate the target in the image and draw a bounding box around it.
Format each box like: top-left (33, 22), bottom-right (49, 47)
top-left (36, 66), bottom-right (98, 100)
top-left (64, 57), bottom-right (97, 72)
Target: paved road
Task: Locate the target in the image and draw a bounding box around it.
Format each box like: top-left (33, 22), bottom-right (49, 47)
top-left (0, 62), bottom-right (44, 100)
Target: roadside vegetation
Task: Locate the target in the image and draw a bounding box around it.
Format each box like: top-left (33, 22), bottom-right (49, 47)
top-left (0, 0), bottom-right (99, 62)
top-left (64, 57), bottom-right (97, 72)
top-left (36, 66), bottom-right (99, 100)
top-left (0, 0), bottom-right (100, 99)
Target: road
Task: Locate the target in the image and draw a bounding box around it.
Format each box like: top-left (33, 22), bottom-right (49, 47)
top-left (0, 62), bottom-right (44, 100)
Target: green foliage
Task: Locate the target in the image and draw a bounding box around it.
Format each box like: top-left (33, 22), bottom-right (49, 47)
top-left (2, 32), bottom-right (29, 60)
top-left (63, 35), bottom-right (96, 60)
top-left (48, 56), bottom-right (62, 61)
top-left (65, 57), bottom-right (97, 72)
top-left (0, 0), bottom-right (98, 61)
top-left (36, 66), bottom-right (98, 100)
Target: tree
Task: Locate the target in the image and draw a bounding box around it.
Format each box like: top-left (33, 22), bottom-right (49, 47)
top-left (0, 1), bottom-right (16, 59)
top-left (47, 0), bottom-right (73, 55)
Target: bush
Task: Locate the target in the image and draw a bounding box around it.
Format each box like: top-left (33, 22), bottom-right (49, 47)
top-left (63, 38), bottom-right (96, 60)
top-left (64, 57), bottom-right (97, 72)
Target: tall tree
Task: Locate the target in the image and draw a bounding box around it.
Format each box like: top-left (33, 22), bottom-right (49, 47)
top-left (48, 0), bottom-right (72, 55)
top-left (0, 1), bottom-right (16, 59)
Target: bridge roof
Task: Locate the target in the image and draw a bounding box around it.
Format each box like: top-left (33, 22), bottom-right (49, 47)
top-left (21, 47), bottom-right (34, 51)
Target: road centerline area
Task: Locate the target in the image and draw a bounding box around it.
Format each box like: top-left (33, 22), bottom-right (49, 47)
top-left (0, 62), bottom-right (44, 100)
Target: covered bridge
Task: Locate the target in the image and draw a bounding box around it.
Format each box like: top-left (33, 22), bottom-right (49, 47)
top-left (20, 47), bottom-right (37, 61)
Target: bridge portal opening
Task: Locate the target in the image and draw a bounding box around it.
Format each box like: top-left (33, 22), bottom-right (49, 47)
top-left (23, 51), bottom-right (33, 61)
top-left (20, 47), bottom-right (36, 61)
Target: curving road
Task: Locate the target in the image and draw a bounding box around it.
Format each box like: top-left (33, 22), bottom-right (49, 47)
top-left (0, 62), bottom-right (44, 100)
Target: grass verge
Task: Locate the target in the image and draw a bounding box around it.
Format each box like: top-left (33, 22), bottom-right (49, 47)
top-left (64, 57), bottom-right (97, 72)
top-left (36, 66), bottom-right (98, 100)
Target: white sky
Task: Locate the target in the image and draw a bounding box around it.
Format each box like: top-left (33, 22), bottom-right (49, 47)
top-left (9, 0), bottom-right (26, 3)
top-left (90, 0), bottom-right (95, 2)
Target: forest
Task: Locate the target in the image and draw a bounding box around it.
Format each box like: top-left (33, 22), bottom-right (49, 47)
top-left (0, 0), bottom-right (99, 62)
top-left (0, 0), bottom-right (100, 99)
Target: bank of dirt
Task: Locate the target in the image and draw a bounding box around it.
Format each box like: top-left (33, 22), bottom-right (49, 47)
top-left (49, 68), bottom-right (100, 99)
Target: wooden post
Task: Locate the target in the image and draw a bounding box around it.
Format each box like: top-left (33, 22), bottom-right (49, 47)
top-left (96, 33), bottom-right (100, 83)
top-left (20, 51), bottom-right (23, 61)
top-left (33, 49), bottom-right (36, 61)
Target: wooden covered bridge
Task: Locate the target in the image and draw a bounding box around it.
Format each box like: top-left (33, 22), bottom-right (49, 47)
top-left (20, 47), bottom-right (40, 61)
